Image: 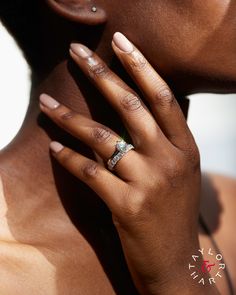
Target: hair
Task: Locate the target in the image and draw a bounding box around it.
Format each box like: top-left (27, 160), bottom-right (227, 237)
top-left (0, 1), bottom-right (41, 68)
top-left (0, 1), bottom-right (80, 74)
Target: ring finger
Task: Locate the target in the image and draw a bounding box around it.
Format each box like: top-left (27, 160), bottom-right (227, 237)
top-left (39, 94), bottom-right (138, 178)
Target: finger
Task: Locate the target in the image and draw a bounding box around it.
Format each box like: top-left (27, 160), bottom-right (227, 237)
top-left (49, 141), bottom-right (129, 213)
top-left (69, 43), bottom-right (169, 152)
top-left (112, 32), bottom-right (194, 150)
top-left (39, 94), bottom-right (138, 177)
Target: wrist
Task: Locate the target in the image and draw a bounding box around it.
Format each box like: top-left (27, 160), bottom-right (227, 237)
top-left (159, 283), bottom-right (220, 295)
top-left (141, 274), bottom-right (220, 295)
top-left (138, 253), bottom-right (220, 295)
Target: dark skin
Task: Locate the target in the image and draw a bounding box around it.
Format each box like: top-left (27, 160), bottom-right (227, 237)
top-left (0, 0), bottom-right (235, 294)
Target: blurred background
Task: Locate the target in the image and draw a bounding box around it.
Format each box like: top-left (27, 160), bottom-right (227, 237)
top-left (1, 22), bottom-right (236, 178)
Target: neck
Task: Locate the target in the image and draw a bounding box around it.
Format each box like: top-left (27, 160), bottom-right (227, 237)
top-left (0, 57), bottom-right (122, 230)
top-left (0, 52), bottom-right (189, 232)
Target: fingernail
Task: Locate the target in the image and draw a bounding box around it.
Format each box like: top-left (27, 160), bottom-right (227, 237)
top-left (40, 94), bottom-right (60, 109)
top-left (50, 141), bottom-right (64, 153)
top-left (70, 43), bottom-right (93, 58)
top-left (113, 32), bottom-right (133, 53)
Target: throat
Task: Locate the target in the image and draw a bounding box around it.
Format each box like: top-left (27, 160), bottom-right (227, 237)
top-left (0, 77), bottom-right (118, 245)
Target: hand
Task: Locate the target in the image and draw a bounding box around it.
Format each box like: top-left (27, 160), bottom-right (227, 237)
top-left (39, 32), bottom-right (218, 294)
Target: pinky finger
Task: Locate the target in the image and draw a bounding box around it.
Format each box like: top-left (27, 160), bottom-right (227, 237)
top-left (49, 141), bottom-right (129, 212)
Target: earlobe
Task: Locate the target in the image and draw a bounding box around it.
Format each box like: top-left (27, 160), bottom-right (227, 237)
top-left (45, 0), bottom-right (107, 25)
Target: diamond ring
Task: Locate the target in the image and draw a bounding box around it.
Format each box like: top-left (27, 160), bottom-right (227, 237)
top-left (107, 140), bottom-right (135, 171)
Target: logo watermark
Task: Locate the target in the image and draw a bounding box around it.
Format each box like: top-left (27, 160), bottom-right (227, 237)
top-left (189, 248), bottom-right (226, 285)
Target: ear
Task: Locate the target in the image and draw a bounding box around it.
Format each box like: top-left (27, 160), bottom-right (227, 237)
top-left (45, 0), bottom-right (107, 25)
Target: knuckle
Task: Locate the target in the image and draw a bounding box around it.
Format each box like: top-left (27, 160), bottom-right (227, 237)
top-left (163, 145), bottom-right (200, 180)
top-left (59, 148), bottom-right (75, 164)
top-left (153, 84), bottom-right (175, 108)
top-left (120, 193), bottom-right (151, 221)
top-left (60, 110), bottom-right (77, 121)
top-left (164, 157), bottom-right (184, 178)
top-left (120, 93), bottom-right (143, 112)
top-left (91, 127), bottom-right (112, 144)
top-left (82, 161), bottom-right (99, 179)
top-left (129, 50), bottom-right (148, 72)
top-left (88, 61), bottom-right (110, 79)
top-left (184, 144), bottom-right (201, 170)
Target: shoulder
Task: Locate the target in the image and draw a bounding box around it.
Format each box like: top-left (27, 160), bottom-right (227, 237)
top-left (200, 172), bottom-right (236, 233)
top-left (200, 173), bottom-right (236, 294)
top-left (202, 173), bottom-right (236, 198)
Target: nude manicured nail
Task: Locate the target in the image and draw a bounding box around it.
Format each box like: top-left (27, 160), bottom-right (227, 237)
top-left (40, 94), bottom-right (60, 109)
top-left (50, 141), bottom-right (64, 153)
top-left (70, 43), bottom-right (93, 58)
top-left (113, 32), bottom-right (133, 53)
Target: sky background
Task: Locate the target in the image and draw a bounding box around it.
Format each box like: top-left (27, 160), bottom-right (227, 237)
top-left (1, 22), bottom-right (236, 178)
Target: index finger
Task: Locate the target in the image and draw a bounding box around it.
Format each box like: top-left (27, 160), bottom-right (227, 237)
top-left (112, 32), bottom-right (195, 150)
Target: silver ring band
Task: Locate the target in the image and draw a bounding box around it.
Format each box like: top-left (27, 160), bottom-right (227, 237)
top-left (107, 140), bottom-right (135, 171)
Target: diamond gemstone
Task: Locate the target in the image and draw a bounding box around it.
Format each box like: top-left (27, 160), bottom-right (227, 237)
top-left (116, 140), bottom-right (127, 152)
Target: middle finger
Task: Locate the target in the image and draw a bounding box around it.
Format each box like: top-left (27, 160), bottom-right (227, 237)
top-left (39, 94), bottom-right (138, 177)
top-left (69, 43), bottom-right (168, 151)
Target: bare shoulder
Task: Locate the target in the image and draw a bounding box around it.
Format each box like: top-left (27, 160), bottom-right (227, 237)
top-left (201, 172), bottom-right (236, 210)
top-left (205, 173), bottom-right (236, 194)
top-left (200, 172), bottom-right (236, 231)
top-left (199, 173), bottom-right (236, 294)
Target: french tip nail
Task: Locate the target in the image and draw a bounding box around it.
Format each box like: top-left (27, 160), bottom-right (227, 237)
top-left (50, 141), bottom-right (64, 154)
